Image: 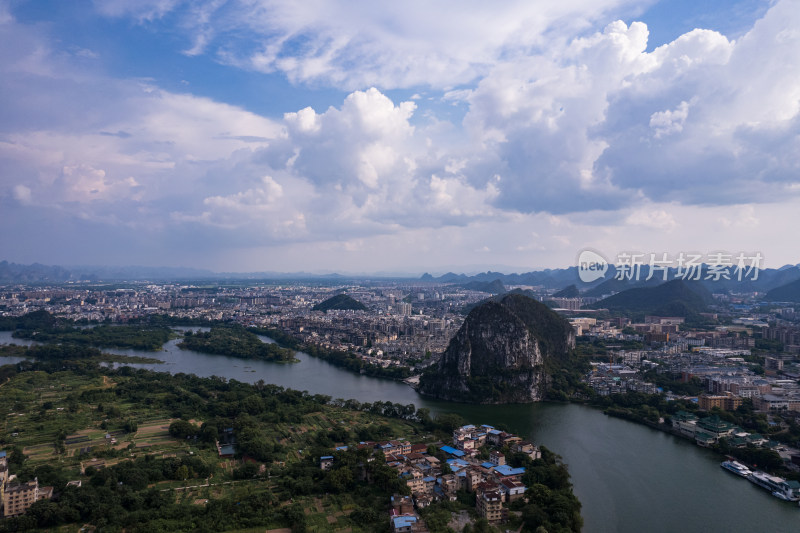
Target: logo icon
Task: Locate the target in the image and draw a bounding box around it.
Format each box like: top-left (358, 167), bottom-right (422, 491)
top-left (577, 249), bottom-right (608, 283)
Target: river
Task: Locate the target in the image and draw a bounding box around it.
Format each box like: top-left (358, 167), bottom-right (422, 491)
top-left (1, 330), bottom-right (797, 532)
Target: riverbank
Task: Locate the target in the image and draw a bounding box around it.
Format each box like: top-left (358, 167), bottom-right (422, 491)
top-left (251, 326), bottom-right (414, 381)
top-left (3, 330), bottom-right (800, 531)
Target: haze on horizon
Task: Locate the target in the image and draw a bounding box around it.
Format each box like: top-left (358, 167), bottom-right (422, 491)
top-left (1, 0), bottom-right (798, 274)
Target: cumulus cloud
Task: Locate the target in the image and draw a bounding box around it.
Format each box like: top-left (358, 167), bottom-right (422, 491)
top-left (595, 1), bottom-right (800, 204)
top-left (80, 0), bottom-right (800, 222)
top-left (3, 0), bottom-right (800, 271)
top-left (172, 87), bottom-right (500, 238)
top-left (649, 101), bottom-right (690, 138)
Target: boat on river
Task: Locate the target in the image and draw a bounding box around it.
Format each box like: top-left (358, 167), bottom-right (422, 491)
top-left (748, 471), bottom-right (800, 502)
top-left (720, 460), bottom-right (752, 478)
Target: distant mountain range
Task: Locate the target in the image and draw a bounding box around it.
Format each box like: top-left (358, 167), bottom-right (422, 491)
top-left (0, 261), bottom-right (217, 283)
top-left (2, 259), bottom-right (799, 297)
top-left (0, 260), bottom-right (359, 283)
top-left (420, 263), bottom-right (800, 295)
top-left (458, 279), bottom-right (507, 294)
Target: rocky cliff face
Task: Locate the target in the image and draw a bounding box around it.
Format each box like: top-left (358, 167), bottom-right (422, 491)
top-left (419, 293), bottom-right (575, 403)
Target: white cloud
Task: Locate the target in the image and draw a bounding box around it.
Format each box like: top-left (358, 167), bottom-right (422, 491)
top-left (93, 0), bottom-right (184, 22)
top-left (12, 184), bottom-right (31, 204)
top-left (95, 0), bottom-right (644, 90)
top-left (649, 101), bottom-right (690, 138)
top-left (625, 207), bottom-right (677, 230)
top-left (0, 1), bottom-right (12, 25)
top-left (2, 0), bottom-right (800, 272)
top-left (58, 164), bottom-right (140, 203)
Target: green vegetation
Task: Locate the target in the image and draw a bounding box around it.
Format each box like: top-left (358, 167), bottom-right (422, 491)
top-left (589, 279), bottom-right (713, 319)
top-left (764, 277), bottom-right (800, 302)
top-left (420, 293), bottom-right (579, 403)
top-left (301, 343), bottom-right (411, 379)
top-left (13, 324), bottom-right (174, 351)
top-left (138, 314), bottom-right (215, 327)
top-left (178, 325), bottom-right (297, 363)
top-left (417, 445), bottom-right (583, 533)
top-left (0, 310), bottom-right (57, 331)
top-left (512, 447), bottom-right (583, 532)
top-left (253, 327), bottom-right (412, 380)
top-left (575, 337), bottom-right (644, 358)
top-left (0, 344), bottom-right (162, 365)
top-left (0, 361), bottom-right (431, 532)
top-left (552, 284), bottom-right (579, 298)
top-left (312, 293), bottom-right (368, 312)
top-left (0, 359), bottom-right (584, 532)
top-left (587, 391), bottom-right (800, 480)
top-left (498, 294), bottom-right (576, 359)
top-left (640, 368), bottom-right (704, 396)
top-left (459, 279), bottom-right (506, 294)
top-left (1, 310), bottom-right (175, 351)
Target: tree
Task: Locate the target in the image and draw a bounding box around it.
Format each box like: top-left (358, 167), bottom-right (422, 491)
top-left (176, 465), bottom-right (190, 480)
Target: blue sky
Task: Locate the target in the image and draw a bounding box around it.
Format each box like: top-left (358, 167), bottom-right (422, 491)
top-left (1, 0), bottom-right (797, 274)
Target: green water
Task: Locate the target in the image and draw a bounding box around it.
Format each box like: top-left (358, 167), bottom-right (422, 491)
top-left (1, 330), bottom-right (798, 531)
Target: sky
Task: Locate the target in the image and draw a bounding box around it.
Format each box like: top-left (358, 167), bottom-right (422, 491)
top-left (0, 0), bottom-right (798, 275)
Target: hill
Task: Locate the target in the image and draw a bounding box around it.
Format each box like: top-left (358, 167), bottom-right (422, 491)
top-left (589, 279), bottom-right (712, 317)
top-left (419, 293), bottom-right (576, 403)
top-left (553, 284), bottom-right (579, 298)
top-left (312, 294), bottom-right (368, 312)
top-left (764, 278), bottom-right (800, 303)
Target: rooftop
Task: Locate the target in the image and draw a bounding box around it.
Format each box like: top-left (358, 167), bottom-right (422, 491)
top-left (494, 465), bottom-right (525, 477)
top-left (392, 515), bottom-right (417, 529)
top-left (440, 445), bottom-right (465, 457)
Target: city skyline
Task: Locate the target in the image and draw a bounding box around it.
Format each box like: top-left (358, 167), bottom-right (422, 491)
top-left (1, 0), bottom-right (798, 273)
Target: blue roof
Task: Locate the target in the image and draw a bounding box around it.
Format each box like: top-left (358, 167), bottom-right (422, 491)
top-left (440, 445), bottom-right (465, 457)
top-left (320, 455), bottom-right (334, 460)
top-left (335, 446), bottom-right (348, 451)
top-left (219, 444), bottom-right (236, 455)
top-left (481, 425), bottom-right (494, 429)
top-left (393, 516), bottom-right (417, 528)
top-left (494, 464), bottom-right (525, 476)
top-left (447, 458), bottom-right (469, 469)
top-left (488, 429), bottom-right (502, 435)
top-left (0, 451), bottom-right (6, 458)
top-left (481, 461), bottom-right (495, 469)
top-left (423, 476), bottom-right (436, 482)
